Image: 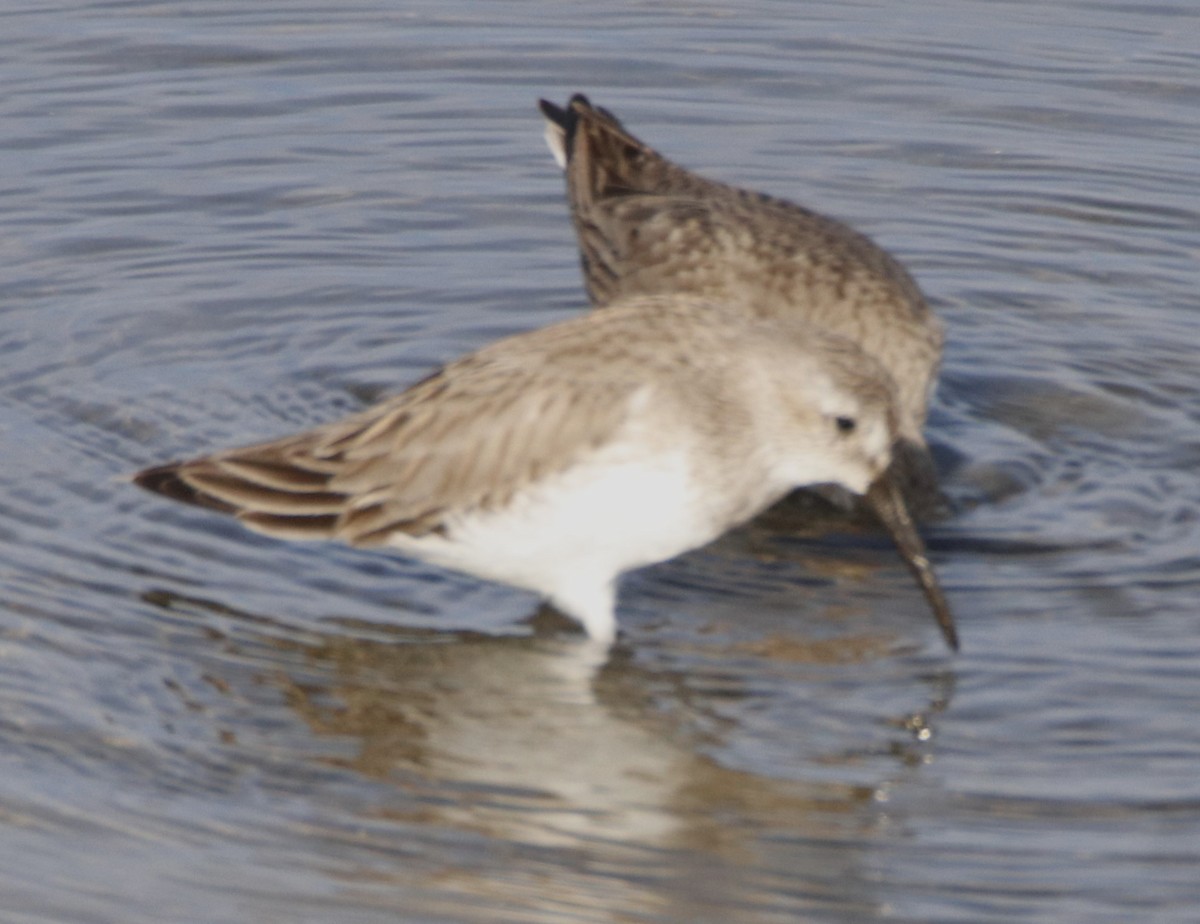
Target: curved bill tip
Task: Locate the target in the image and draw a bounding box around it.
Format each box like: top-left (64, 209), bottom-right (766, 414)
top-left (865, 475), bottom-right (959, 652)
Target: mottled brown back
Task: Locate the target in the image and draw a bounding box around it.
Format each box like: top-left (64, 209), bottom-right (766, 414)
top-left (540, 94), bottom-right (946, 513)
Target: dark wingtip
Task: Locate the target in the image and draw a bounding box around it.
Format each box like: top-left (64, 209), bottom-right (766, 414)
top-left (132, 461), bottom-right (235, 513)
top-left (134, 462), bottom-right (189, 498)
top-left (538, 97), bottom-right (567, 125)
top-left (539, 94), bottom-right (597, 128)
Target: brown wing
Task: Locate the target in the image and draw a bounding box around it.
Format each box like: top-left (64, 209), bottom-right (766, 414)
top-left (134, 339), bottom-right (639, 547)
top-left (540, 94), bottom-right (729, 305)
top-left (539, 94), bottom-right (718, 208)
top-left (539, 95), bottom-right (929, 320)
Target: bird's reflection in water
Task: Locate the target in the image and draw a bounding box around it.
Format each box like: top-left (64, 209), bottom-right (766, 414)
top-left (143, 589), bottom-right (953, 920)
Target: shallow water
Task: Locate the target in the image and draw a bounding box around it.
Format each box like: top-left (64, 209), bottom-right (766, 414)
top-left (3, 1), bottom-right (1200, 921)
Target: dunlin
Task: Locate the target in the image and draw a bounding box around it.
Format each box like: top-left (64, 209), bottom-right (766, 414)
top-left (134, 295), bottom-right (957, 649)
top-left (539, 94), bottom-right (944, 508)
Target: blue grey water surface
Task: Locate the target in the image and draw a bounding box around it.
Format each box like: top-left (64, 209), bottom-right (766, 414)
top-left (2, 1), bottom-right (1199, 921)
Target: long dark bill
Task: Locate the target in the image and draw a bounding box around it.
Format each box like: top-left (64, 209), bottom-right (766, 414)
top-left (865, 475), bottom-right (960, 651)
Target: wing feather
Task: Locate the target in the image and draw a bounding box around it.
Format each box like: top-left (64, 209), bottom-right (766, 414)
top-left (136, 335), bottom-right (642, 546)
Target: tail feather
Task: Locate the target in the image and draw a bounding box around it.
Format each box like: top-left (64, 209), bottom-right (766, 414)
top-left (537, 94), bottom-right (641, 180)
top-left (538, 97), bottom-right (571, 168)
top-left (538, 94), bottom-right (702, 305)
top-left (538, 94), bottom-right (720, 209)
top-left (538, 94), bottom-right (615, 168)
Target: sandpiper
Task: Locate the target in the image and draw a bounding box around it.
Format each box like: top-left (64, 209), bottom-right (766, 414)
top-left (539, 94), bottom-right (944, 509)
top-left (133, 295), bottom-right (957, 649)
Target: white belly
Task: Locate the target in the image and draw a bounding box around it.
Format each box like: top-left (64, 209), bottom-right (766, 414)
top-left (383, 443), bottom-right (722, 640)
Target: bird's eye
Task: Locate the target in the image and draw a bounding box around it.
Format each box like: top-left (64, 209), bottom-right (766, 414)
top-left (834, 416), bottom-right (857, 434)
